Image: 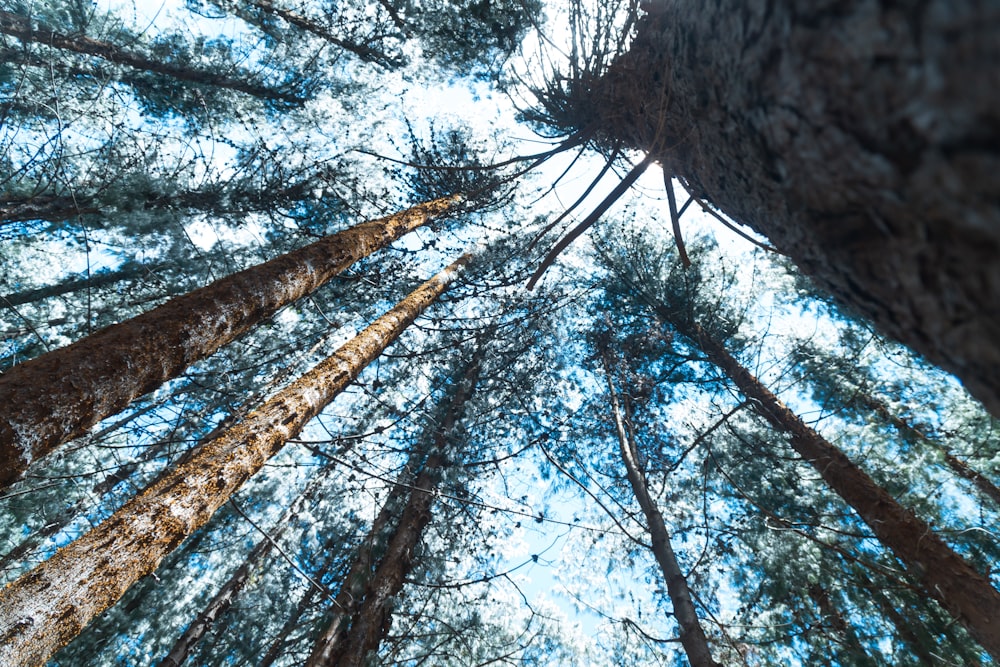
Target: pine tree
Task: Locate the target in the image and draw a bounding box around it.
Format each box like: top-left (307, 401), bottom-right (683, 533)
top-left (595, 231), bottom-right (1000, 658)
top-left (529, 0), bottom-right (1000, 415)
top-left (0, 251), bottom-right (471, 666)
top-left (0, 196), bottom-right (460, 489)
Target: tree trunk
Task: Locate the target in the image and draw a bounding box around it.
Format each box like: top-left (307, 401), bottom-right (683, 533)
top-left (0, 10), bottom-right (304, 104)
top-left (805, 584), bottom-right (872, 666)
top-left (157, 469), bottom-right (329, 667)
top-left (599, 347), bottom-right (719, 667)
top-left (0, 196), bottom-right (460, 490)
top-left (1, 265), bottom-right (152, 309)
top-left (678, 317), bottom-right (1000, 659)
top-left (860, 392), bottom-right (1000, 508)
top-left (594, 2), bottom-right (1000, 415)
top-left (0, 251), bottom-right (471, 667)
top-left (307, 348), bottom-right (484, 667)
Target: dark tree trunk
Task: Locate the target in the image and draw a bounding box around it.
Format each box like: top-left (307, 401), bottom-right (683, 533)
top-left (0, 196), bottom-right (460, 490)
top-left (594, 2), bottom-right (1000, 415)
top-left (306, 347), bottom-right (484, 667)
top-left (600, 347), bottom-right (719, 667)
top-left (676, 316), bottom-right (1000, 659)
top-left (0, 10), bottom-right (304, 104)
top-left (805, 584), bottom-right (872, 666)
top-left (0, 252), bottom-right (470, 667)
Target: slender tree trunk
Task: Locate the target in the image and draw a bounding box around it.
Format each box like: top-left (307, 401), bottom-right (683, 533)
top-left (0, 195), bottom-right (460, 490)
top-left (313, 453), bottom-right (444, 667)
top-left (1, 265), bottom-right (152, 309)
top-left (805, 584), bottom-right (872, 666)
top-left (0, 251), bottom-right (471, 667)
top-left (860, 393), bottom-right (1000, 508)
top-left (157, 470), bottom-right (328, 667)
top-left (0, 195), bottom-right (99, 226)
top-left (676, 316), bottom-right (1000, 659)
top-left (599, 347), bottom-right (719, 667)
top-left (247, 0), bottom-right (403, 68)
top-left (0, 10), bottom-right (305, 104)
top-left (307, 348), bottom-right (484, 667)
top-left (593, 2), bottom-right (1000, 415)
top-left (869, 586), bottom-right (940, 666)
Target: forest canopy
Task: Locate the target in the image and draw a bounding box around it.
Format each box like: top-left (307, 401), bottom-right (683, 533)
top-left (1, 1), bottom-right (998, 665)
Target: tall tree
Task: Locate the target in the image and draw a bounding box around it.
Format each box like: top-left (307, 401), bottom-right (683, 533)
top-left (530, 0), bottom-right (1000, 415)
top-left (0, 196), bottom-right (460, 489)
top-left (307, 330), bottom-right (486, 666)
top-left (0, 250), bottom-right (471, 667)
top-left (598, 340), bottom-right (720, 667)
top-left (596, 232), bottom-right (1000, 659)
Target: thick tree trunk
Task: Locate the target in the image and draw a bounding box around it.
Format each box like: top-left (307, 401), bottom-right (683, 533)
top-left (679, 317), bottom-right (1000, 659)
top-left (0, 10), bottom-right (304, 104)
top-left (600, 348), bottom-right (719, 667)
top-left (598, 2), bottom-right (1000, 415)
top-left (0, 252), bottom-right (470, 667)
top-left (157, 471), bottom-right (327, 667)
top-left (0, 196), bottom-right (460, 489)
top-left (307, 350), bottom-right (484, 666)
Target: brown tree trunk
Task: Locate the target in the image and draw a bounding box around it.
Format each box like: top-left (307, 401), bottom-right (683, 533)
top-left (0, 196), bottom-right (460, 489)
top-left (678, 317), bottom-right (1000, 659)
top-left (600, 347), bottom-right (719, 667)
top-left (593, 2), bottom-right (1000, 415)
top-left (307, 348), bottom-right (484, 667)
top-left (0, 10), bottom-right (304, 104)
top-left (0, 251), bottom-right (471, 667)
top-left (805, 584), bottom-right (872, 665)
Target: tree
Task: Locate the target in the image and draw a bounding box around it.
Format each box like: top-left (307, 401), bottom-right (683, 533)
top-left (596, 231), bottom-right (1000, 659)
top-left (0, 251), bottom-right (470, 666)
top-left (597, 340), bottom-right (720, 667)
top-left (529, 1), bottom-right (1000, 416)
top-left (307, 347), bottom-right (482, 666)
top-left (0, 196), bottom-right (460, 489)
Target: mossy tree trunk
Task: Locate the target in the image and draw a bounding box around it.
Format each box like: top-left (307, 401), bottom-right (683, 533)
top-left (0, 251), bottom-right (471, 667)
top-left (593, 1), bottom-right (1000, 414)
top-left (0, 196), bottom-right (460, 489)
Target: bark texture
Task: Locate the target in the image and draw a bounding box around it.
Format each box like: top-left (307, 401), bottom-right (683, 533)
top-left (0, 253), bottom-right (470, 667)
top-left (681, 318), bottom-right (1000, 659)
top-left (601, 348), bottom-right (719, 667)
top-left (0, 196), bottom-right (460, 489)
top-left (598, 2), bottom-right (1000, 414)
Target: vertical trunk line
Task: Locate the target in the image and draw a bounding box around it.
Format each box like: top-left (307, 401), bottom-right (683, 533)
top-left (600, 347), bottom-right (720, 667)
top-left (0, 251), bottom-right (472, 667)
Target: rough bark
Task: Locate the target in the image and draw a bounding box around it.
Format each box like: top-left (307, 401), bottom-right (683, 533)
top-left (596, 2), bottom-right (1000, 415)
top-left (0, 252), bottom-right (470, 667)
top-left (600, 347), bottom-right (719, 667)
top-left (307, 350), bottom-right (484, 667)
top-left (679, 317), bottom-right (1000, 659)
top-left (0, 10), bottom-right (304, 104)
top-left (0, 196), bottom-right (460, 489)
